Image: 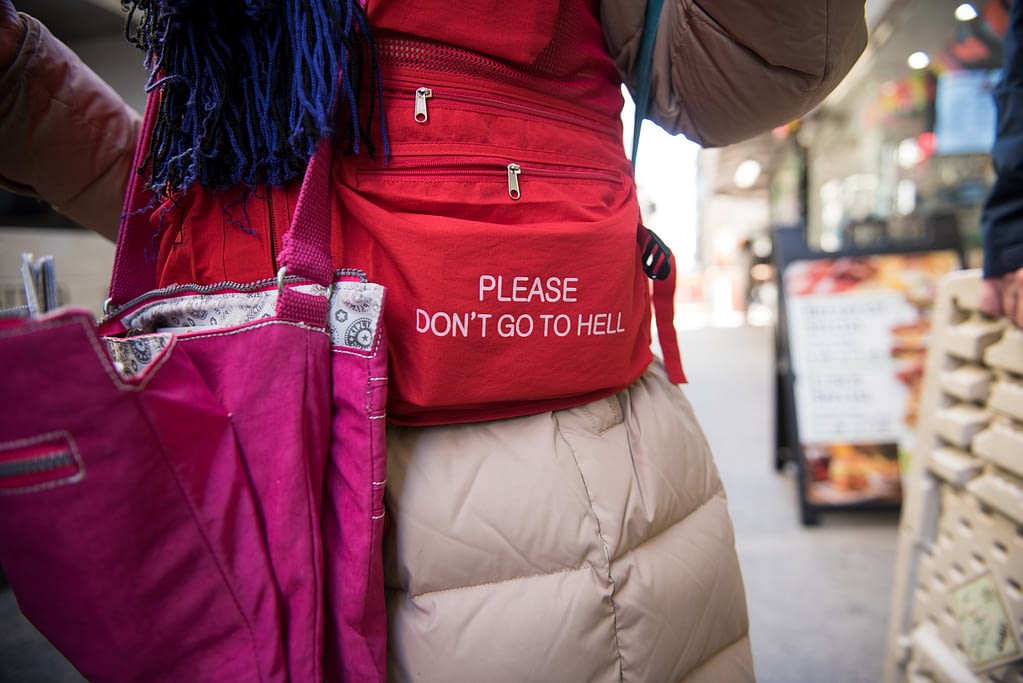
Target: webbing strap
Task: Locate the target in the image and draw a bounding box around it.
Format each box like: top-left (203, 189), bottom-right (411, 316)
top-left (630, 0), bottom-right (666, 166)
top-left (653, 259), bottom-right (686, 384)
top-left (638, 228), bottom-right (687, 384)
top-left (632, 0), bottom-right (685, 384)
top-left (275, 139), bottom-right (335, 323)
top-left (108, 125), bottom-right (336, 327)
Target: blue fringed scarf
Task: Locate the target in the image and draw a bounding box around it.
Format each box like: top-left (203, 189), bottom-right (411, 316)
top-left (122, 0), bottom-right (388, 196)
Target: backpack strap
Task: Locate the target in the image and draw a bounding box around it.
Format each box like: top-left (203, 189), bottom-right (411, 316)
top-left (632, 0), bottom-right (687, 384)
top-left (630, 0), bottom-right (666, 166)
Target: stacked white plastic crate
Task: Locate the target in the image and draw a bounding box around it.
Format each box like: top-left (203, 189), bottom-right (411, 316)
top-left (886, 270), bottom-right (1023, 683)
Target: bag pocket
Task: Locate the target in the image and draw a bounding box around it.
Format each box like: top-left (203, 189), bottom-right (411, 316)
top-left (340, 151), bottom-right (650, 420)
top-left (356, 155), bottom-right (625, 218)
top-left (0, 432), bottom-right (84, 495)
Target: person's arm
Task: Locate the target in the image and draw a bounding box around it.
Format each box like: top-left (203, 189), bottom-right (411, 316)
top-left (0, 0), bottom-right (22, 71)
top-left (0, 0), bottom-right (141, 241)
top-left (978, 139), bottom-right (1023, 327)
top-left (601, 0), bottom-right (868, 147)
top-left (979, 0), bottom-right (1023, 329)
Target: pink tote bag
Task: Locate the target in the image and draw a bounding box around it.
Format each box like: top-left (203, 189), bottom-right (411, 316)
top-left (0, 139), bottom-right (388, 682)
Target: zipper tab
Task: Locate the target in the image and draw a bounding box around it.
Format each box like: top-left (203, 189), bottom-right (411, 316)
top-left (415, 87), bottom-right (433, 123)
top-left (507, 163), bottom-right (521, 200)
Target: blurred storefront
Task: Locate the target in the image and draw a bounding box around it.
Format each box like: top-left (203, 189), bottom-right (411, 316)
top-left (692, 0), bottom-right (1012, 525)
top-left (697, 0), bottom-right (1008, 322)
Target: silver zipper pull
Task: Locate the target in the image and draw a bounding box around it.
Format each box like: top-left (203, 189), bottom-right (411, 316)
top-left (415, 87), bottom-right (433, 123)
top-left (507, 163), bottom-right (521, 200)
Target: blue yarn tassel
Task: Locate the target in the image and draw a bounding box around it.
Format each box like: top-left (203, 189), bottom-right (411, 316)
top-left (122, 0), bottom-right (389, 196)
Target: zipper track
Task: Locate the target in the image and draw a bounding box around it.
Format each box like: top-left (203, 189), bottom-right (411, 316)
top-left (357, 158), bottom-right (621, 200)
top-left (104, 277), bottom-right (282, 320)
top-left (359, 157), bottom-right (619, 179)
top-left (267, 186), bottom-right (279, 274)
top-left (104, 269), bottom-right (370, 324)
top-left (388, 80), bottom-right (617, 137)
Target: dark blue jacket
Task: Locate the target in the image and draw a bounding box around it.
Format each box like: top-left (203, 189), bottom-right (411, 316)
top-left (982, 0), bottom-right (1023, 277)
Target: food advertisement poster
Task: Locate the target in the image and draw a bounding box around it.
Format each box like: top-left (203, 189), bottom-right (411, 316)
top-left (783, 252), bottom-right (960, 505)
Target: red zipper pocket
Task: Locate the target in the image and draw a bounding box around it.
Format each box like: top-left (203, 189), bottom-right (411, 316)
top-left (401, 83), bottom-right (619, 139)
top-left (357, 157), bottom-right (622, 201)
top-left (0, 433), bottom-right (84, 494)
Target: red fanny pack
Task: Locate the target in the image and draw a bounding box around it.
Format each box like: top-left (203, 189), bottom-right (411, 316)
top-left (333, 71), bottom-right (685, 424)
top-left (153, 68), bottom-right (684, 425)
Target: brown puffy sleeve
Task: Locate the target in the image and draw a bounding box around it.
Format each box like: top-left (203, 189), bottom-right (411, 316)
top-left (602, 0), bottom-right (868, 148)
top-left (0, 12), bottom-right (141, 240)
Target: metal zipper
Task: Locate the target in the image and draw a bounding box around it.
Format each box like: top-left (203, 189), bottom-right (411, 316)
top-left (507, 163), bottom-right (521, 200)
top-left (415, 87), bottom-right (433, 123)
top-left (400, 82), bottom-right (616, 137)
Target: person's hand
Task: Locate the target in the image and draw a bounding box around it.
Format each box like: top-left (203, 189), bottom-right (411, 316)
top-left (0, 0), bottom-right (24, 73)
top-left (980, 268), bottom-right (1023, 329)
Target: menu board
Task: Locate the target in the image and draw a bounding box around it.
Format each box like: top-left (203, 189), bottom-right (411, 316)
top-left (783, 252), bottom-right (961, 505)
top-left (934, 69), bottom-right (999, 156)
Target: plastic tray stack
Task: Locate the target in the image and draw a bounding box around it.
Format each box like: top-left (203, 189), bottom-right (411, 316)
top-left (886, 270), bottom-right (1023, 683)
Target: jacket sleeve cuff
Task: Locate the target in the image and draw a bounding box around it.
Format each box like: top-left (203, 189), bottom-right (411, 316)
top-left (983, 236), bottom-right (1023, 279)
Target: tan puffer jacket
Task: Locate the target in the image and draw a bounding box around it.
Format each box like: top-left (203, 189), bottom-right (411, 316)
top-left (385, 363), bottom-right (752, 682)
top-left (1, 3), bottom-right (867, 681)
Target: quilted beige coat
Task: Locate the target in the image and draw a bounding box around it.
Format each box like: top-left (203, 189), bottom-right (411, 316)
top-left (1, 2), bottom-right (867, 681)
top-left (385, 364), bottom-right (752, 682)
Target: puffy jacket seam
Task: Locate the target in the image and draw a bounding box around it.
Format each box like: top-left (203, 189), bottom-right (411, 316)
top-left (677, 633), bottom-right (750, 682)
top-left (406, 564), bottom-right (593, 600)
top-left (817, 0), bottom-right (830, 89)
top-left (556, 413), bottom-right (626, 682)
top-left (669, 0), bottom-right (707, 143)
top-left (58, 153), bottom-right (124, 213)
top-left (2, 15), bottom-right (134, 203)
top-left (0, 13), bottom-right (31, 75)
top-left (44, 97), bottom-right (137, 206)
top-left (610, 487), bottom-right (725, 562)
top-left (689, 0), bottom-right (820, 79)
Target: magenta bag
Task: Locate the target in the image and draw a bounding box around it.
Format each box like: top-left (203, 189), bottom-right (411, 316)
top-left (0, 141), bottom-right (387, 682)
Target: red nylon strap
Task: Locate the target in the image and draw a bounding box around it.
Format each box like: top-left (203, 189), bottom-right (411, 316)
top-left (276, 139), bottom-right (335, 288)
top-left (275, 139), bottom-right (335, 324)
top-left (651, 253), bottom-right (687, 384)
top-left (109, 112), bottom-right (335, 328)
top-left (275, 289), bottom-right (330, 328)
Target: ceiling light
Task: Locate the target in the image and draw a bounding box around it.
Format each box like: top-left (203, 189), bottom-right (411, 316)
top-left (907, 51), bottom-right (931, 70)
top-left (733, 159), bottom-right (761, 189)
top-left (955, 3), bottom-right (978, 21)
